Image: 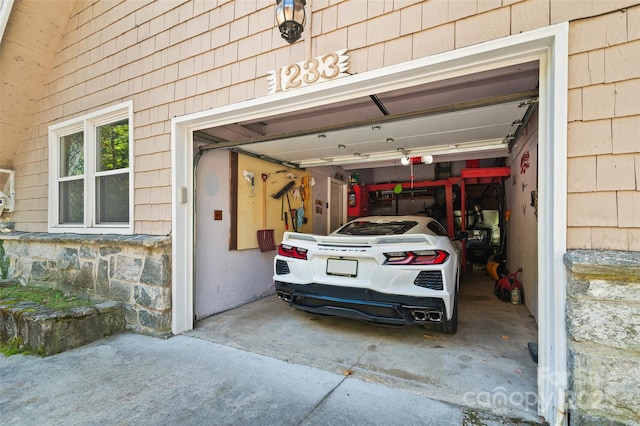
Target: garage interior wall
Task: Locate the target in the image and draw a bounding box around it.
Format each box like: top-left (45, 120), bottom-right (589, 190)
top-left (195, 150), bottom-right (275, 319)
top-left (506, 110), bottom-right (539, 321)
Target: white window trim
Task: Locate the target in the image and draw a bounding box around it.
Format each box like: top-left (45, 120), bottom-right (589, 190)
top-left (48, 101), bottom-right (134, 234)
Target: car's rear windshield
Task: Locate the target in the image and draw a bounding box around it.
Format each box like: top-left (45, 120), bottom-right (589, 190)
top-left (335, 221), bottom-right (417, 235)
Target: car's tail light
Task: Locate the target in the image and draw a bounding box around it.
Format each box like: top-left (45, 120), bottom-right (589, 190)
top-left (278, 244), bottom-right (308, 260)
top-left (384, 250), bottom-right (449, 265)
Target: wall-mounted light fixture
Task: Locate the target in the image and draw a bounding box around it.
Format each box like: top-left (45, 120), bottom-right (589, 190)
top-left (275, 0), bottom-right (307, 44)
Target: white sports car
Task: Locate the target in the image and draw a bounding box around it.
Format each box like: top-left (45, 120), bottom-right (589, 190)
top-left (273, 216), bottom-right (467, 333)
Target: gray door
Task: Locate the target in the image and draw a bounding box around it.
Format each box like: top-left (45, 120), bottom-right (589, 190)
top-left (329, 179), bottom-right (345, 233)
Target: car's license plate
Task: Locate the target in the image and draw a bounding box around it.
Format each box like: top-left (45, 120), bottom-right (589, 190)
top-left (326, 258), bottom-right (358, 277)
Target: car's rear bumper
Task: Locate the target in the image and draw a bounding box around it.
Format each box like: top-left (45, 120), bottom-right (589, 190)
top-left (274, 280), bottom-right (449, 325)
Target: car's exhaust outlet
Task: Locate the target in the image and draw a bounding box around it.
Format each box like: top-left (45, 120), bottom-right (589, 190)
top-left (277, 291), bottom-right (292, 302)
top-left (427, 311), bottom-right (443, 322)
top-left (413, 311), bottom-right (427, 321)
top-left (409, 309), bottom-right (443, 323)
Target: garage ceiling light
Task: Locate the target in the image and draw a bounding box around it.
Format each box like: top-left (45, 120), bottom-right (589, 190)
top-left (397, 147), bottom-right (410, 165)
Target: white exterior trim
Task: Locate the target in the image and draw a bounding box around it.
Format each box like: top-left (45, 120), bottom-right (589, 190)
top-left (0, 0), bottom-right (14, 42)
top-left (536, 24), bottom-right (569, 423)
top-left (171, 23), bottom-right (569, 423)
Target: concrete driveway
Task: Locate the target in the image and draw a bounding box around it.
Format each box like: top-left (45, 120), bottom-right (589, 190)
top-left (1, 272), bottom-right (543, 425)
top-left (188, 271), bottom-right (540, 422)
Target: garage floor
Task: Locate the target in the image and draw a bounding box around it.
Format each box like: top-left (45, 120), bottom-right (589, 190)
top-left (187, 271), bottom-right (539, 421)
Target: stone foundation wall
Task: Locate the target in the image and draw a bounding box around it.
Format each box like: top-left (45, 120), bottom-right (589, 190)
top-left (564, 250), bottom-right (640, 425)
top-left (0, 232), bottom-right (172, 336)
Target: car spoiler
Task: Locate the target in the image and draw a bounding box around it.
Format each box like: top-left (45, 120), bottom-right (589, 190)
top-left (282, 231), bottom-right (438, 246)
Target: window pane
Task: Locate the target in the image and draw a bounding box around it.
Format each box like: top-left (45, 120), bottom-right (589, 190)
top-left (60, 132), bottom-right (84, 177)
top-left (427, 220), bottom-right (448, 237)
top-left (97, 119), bottom-right (129, 172)
top-left (59, 180), bottom-right (84, 224)
top-left (336, 221), bottom-right (418, 235)
top-left (96, 174), bottom-right (129, 223)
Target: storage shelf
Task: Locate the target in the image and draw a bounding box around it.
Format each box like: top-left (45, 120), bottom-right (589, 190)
top-left (362, 167), bottom-right (511, 272)
top-left (365, 167), bottom-right (510, 193)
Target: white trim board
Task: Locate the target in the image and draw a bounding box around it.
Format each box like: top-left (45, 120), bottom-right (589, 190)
top-left (171, 23), bottom-right (568, 424)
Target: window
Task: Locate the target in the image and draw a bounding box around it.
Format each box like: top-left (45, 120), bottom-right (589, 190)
top-left (49, 102), bottom-right (133, 234)
top-left (427, 220), bottom-right (449, 237)
top-left (335, 220), bottom-right (418, 235)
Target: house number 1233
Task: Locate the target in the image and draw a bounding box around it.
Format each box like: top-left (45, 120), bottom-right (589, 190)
top-left (267, 49), bottom-right (349, 95)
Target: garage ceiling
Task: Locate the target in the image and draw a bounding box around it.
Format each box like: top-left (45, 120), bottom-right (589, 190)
top-left (195, 61), bottom-right (539, 169)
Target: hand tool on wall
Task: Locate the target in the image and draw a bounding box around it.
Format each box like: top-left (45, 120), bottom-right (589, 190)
top-left (301, 176), bottom-right (309, 210)
top-left (272, 180), bottom-right (295, 200)
top-left (272, 180), bottom-right (299, 232)
top-left (286, 191), bottom-right (297, 232)
top-left (257, 173), bottom-right (276, 252)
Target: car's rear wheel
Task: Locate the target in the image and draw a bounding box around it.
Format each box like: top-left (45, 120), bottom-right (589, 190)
top-left (425, 295), bottom-right (458, 334)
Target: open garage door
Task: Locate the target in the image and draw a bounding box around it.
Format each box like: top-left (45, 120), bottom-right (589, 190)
top-left (191, 61), bottom-right (542, 422)
top-left (194, 63), bottom-right (539, 170)
top-left (172, 24), bottom-right (569, 424)
top-left (193, 61), bottom-right (539, 318)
